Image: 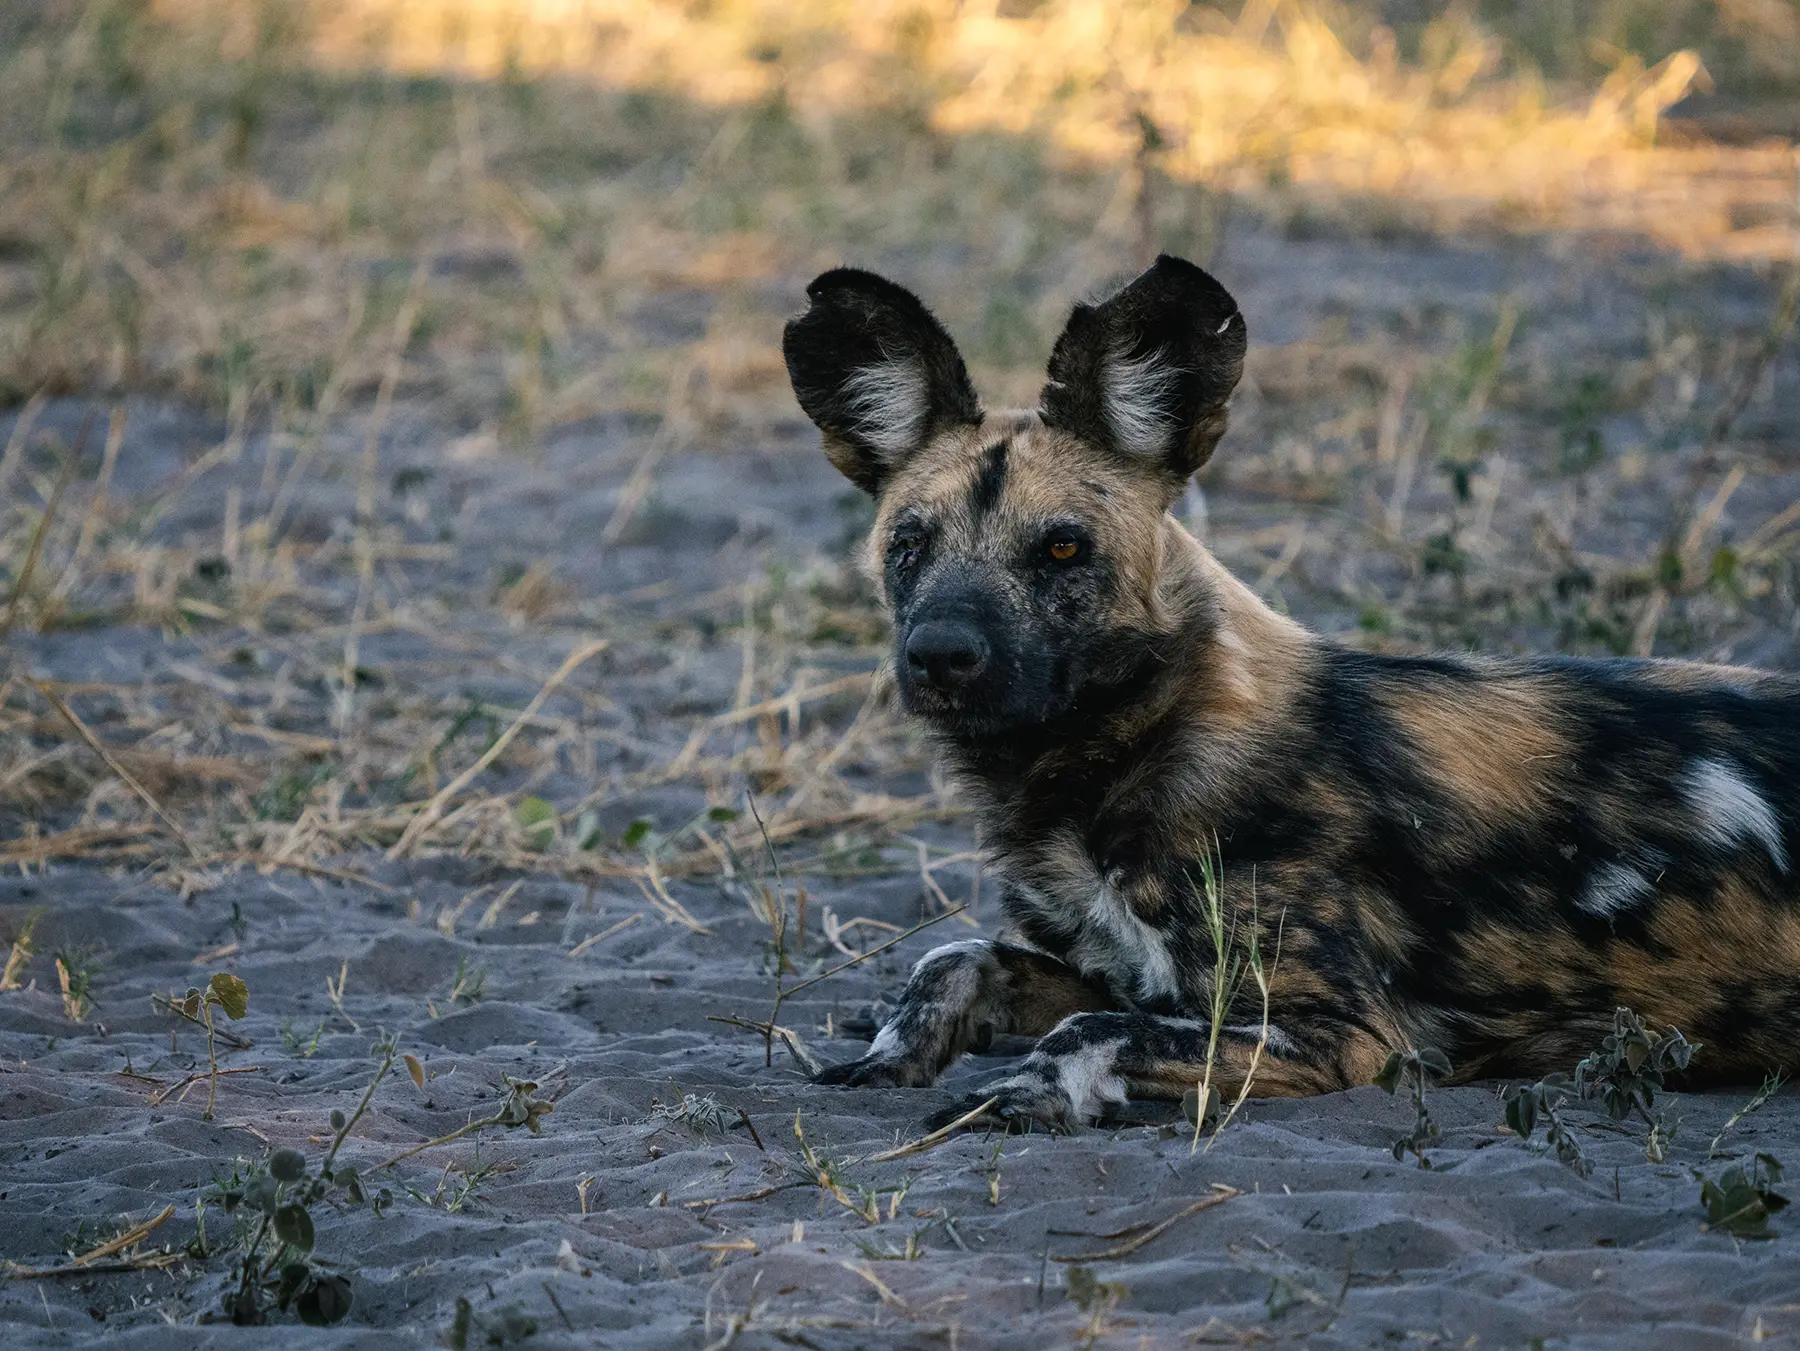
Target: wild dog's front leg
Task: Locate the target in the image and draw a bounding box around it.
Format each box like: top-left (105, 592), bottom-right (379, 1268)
top-left (814, 940), bottom-right (1114, 1088)
top-left (927, 1010), bottom-right (1392, 1133)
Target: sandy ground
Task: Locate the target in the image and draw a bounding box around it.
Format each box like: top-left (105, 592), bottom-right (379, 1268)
top-left (5, 216), bottom-right (1800, 1348)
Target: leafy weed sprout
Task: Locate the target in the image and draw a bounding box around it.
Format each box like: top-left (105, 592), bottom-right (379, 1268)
top-left (203, 1034), bottom-right (399, 1325)
top-left (1506, 1006), bottom-right (1700, 1171)
top-left (1503, 1074), bottom-right (1592, 1177)
top-left (1573, 1006), bottom-right (1697, 1163)
top-left (177, 972), bottom-right (251, 1121)
top-left (1375, 1046), bottom-right (1452, 1169)
top-left (1700, 1153), bottom-right (1789, 1239)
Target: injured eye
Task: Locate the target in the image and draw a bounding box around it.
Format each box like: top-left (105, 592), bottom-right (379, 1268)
top-left (888, 520), bottom-right (932, 569)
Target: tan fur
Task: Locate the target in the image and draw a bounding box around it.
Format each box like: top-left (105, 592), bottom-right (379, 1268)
top-left (1381, 675), bottom-right (1569, 829)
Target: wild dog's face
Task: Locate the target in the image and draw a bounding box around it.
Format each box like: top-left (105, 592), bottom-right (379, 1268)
top-left (783, 257), bottom-right (1247, 737)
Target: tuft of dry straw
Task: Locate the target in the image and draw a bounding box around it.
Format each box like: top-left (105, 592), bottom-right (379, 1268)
top-left (1051, 1184), bottom-right (1242, 1263)
top-left (34, 681), bottom-right (203, 862)
top-left (389, 639), bottom-right (607, 857)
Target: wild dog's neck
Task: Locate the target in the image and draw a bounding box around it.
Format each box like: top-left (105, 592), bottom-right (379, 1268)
top-left (939, 516), bottom-right (1311, 800)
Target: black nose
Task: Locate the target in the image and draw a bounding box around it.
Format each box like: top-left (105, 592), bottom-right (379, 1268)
top-left (905, 621), bottom-right (989, 690)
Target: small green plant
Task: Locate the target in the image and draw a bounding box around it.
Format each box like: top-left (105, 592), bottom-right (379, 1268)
top-left (1, 908), bottom-right (44, 990)
top-left (253, 761), bottom-right (333, 822)
top-left (512, 795), bottom-right (555, 850)
top-left (206, 1036), bottom-right (398, 1325)
top-left (401, 1144), bottom-right (511, 1214)
top-left (1503, 1073), bottom-right (1593, 1177)
top-left (850, 1229), bottom-right (924, 1261)
top-left (377, 1076), bottom-right (555, 1170)
top-left (432, 954), bottom-right (486, 1013)
top-left (1700, 1153), bottom-right (1788, 1239)
top-left (1375, 1046), bottom-right (1452, 1168)
top-left (1574, 1006), bottom-right (1697, 1163)
top-left (790, 1111), bottom-right (909, 1224)
top-left (282, 1019), bottom-right (326, 1058)
top-left (1066, 1265), bottom-right (1128, 1349)
top-left (1558, 370), bottom-right (1612, 473)
top-left (174, 973), bottom-right (251, 1120)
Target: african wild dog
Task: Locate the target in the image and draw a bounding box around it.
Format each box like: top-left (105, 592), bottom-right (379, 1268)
top-left (782, 255), bottom-right (1800, 1134)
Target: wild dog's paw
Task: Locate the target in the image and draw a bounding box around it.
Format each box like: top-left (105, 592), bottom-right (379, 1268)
top-left (812, 1054), bottom-right (936, 1089)
top-left (923, 1077), bottom-right (1081, 1135)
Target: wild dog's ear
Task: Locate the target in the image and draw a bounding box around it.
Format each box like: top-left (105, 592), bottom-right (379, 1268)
top-left (783, 268), bottom-right (982, 494)
top-left (1040, 255), bottom-right (1246, 481)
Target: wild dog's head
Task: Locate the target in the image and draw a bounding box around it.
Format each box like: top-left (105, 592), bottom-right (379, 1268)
top-left (783, 256), bottom-right (1246, 738)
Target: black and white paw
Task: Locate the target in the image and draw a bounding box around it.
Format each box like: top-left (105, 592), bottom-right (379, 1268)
top-left (812, 1053), bottom-right (936, 1089)
top-left (923, 1076), bottom-right (1083, 1135)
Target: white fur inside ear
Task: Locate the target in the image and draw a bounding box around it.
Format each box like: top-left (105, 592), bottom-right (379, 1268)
top-left (1102, 346), bottom-right (1180, 458)
top-left (843, 360), bottom-right (928, 459)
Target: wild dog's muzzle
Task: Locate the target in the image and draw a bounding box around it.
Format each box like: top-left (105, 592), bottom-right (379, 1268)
top-left (904, 619), bottom-right (990, 692)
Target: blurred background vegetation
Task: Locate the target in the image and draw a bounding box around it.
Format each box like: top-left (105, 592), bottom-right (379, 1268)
top-left (2, 0), bottom-right (1795, 415)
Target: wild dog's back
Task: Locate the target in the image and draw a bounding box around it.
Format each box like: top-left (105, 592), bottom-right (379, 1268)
top-left (1279, 648), bottom-right (1800, 1083)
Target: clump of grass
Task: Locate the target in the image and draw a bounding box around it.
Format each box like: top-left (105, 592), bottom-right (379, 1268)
top-left (53, 947), bottom-right (101, 1022)
top-left (1374, 1046), bottom-right (1452, 1169)
top-left (446, 954), bottom-right (487, 1007)
top-left (1187, 836), bottom-right (1280, 1154)
top-left (790, 1111), bottom-right (911, 1225)
top-left (0, 908), bottom-right (43, 991)
top-left (851, 1229), bottom-right (924, 1262)
top-left (1710, 1070), bottom-right (1786, 1160)
top-left (281, 1019), bottom-right (325, 1059)
top-left (401, 1144), bottom-right (513, 1214)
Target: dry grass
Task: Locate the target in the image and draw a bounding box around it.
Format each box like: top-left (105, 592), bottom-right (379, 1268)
top-left (2, 1), bottom-right (1799, 896)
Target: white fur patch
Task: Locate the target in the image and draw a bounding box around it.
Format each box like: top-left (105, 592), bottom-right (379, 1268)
top-left (867, 940), bottom-right (988, 1060)
top-left (909, 939), bottom-right (990, 978)
top-left (868, 1019), bottom-right (906, 1059)
top-left (1579, 862), bottom-right (1654, 917)
top-left (843, 360), bottom-right (928, 458)
top-left (1101, 347), bottom-right (1180, 458)
top-left (1071, 881), bottom-right (1182, 1004)
top-left (1044, 1037), bottom-right (1129, 1121)
top-left (1684, 757), bottom-right (1788, 872)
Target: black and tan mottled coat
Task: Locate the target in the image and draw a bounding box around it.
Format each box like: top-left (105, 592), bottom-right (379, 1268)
top-left (782, 256), bottom-right (1800, 1133)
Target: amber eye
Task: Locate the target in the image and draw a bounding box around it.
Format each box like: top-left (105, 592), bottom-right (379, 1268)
top-left (1047, 539), bottom-right (1080, 562)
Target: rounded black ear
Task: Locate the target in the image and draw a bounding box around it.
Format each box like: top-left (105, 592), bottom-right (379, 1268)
top-left (1039, 255), bottom-right (1247, 480)
top-left (782, 268), bottom-right (982, 495)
